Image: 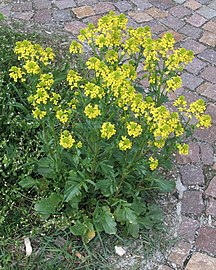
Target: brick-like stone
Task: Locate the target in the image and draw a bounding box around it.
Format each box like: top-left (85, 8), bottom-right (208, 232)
top-left (182, 191), bottom-right (204, 215)
top-left (187, 13), bottom-right (207, 27)
top-left (53, 10), bottom-right (71, 22)
top-left (199, 49), bottom-right (216, 65)
top-left (173, 0), bottom-right (186, 3)
top-left (55, 0), bottom-right (76, 9)
top-left (0, 5), bottom-right (11, 17)
top-left (114, 1), bottom-right (132, 12)
top-left (151, 24), bottom-right (167, 35)
top-left (13, 11), bottom-right (33, 20)
top-left (130, 0), bottom-right (152, 10)
top-left (184, 0), bottom-right (202, 10)
top-left (170, 5), bottom-right (191, 18)
top-left (146, 7), bottom-right (168, 18)
top-left (202, 21), bottom-right (216, 33)
top-left (197, 82), bottom-right (216, 101)
top-left (194, 125), bottom-right (216, 144)
top-left (185, 57), bottom-right (207, 75)
top-left (178, 217), bottom-right (199, 242)
top-left (185, 252), bottom-right (216, 270)
top-left (161, 14), bottom-right (185, 30)
top-left (33, 0), bottom-right (51, 10)
top-left (128, 12), bottom-right (153, 23)
top-left (34, 9), bottom-right (52, 23)
top-left (199, 31), bottom-right (216, 46)
top-left (11, 2), bottom-right (32, 12)
top-left (206, 103), bottom-right (216, 125)
top-left (161, 30), bottom-right (184, 42)
top-left (196, 226), bottom-right (216, 255)
top-left (197, 6), bottom-right (216, 19)
top-left (181, 72), bottom-right (203, 90)
top-left (201, 66), bottom-right (216, 83)
top-left (205, 176), bottom-right (216, 198)
top-left (200, 143), bottom-right (214, 165)
top-left (180, 165), bottom-right (204, 186)
top-left (176, 142), bottom-right (200, 164)
top-left (77, 0), bottom-right (98, 5)
top-left (93, 2), bottom-right (115, 15)
top-left (207, 198), bottom-right (216, 216)
top-left (83, 15), bottom-right (101, 26)
top-left (168, 241), bottom-right (191, 267)
top-left (158, 266), bottom-right (173, 270)
top-left (208, 1), bottom-right (216, 10)
top-left (149, 0), bottom-right (175, 10)
top-left (179, 24), bottom-right (203, 39)
top-left (180, 39), bottom-right (206, 55)
top-left (72, 6), bottom-right (95, 19)
top-left (64, 21), bottom-right (86, 34)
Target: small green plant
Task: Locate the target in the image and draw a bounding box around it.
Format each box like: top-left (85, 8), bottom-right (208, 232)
top-left (9, 12), bottom-right (211, 243)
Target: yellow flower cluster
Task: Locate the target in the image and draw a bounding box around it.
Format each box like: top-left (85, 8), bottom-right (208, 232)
top-left (166, 76), bottom-right (182, 92)
top-left (84, 104), bottom-right (101, 119)
top-left (174, 96), bottom-right (212, 128)
top-left (149, 157), bottom-right (158, 170)
top-left (67, 70), bottom-right (82, 89)
top-left (14, 40), bottom-right (55, 65)
top-left (118, 136), bottom-right (132, 151)
top-left (176, 143), bottom-right (189, 155)
top-left (101, 122), bottom-right (116, 139)
top-left (56, 109), bottom-right (71, 124)
top-left (9, 66), bottom-right (25, 82)
top-left (60, 130), bottom-right (75, 149)
top-left (126, 122), bottom-right (142, 138)
top-left (69, 40), bottom-right (83, 54)
top-left (84, 82), bottom-right (105, 99)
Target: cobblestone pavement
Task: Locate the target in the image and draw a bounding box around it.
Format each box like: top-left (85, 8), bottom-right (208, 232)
top-left (0, 0), bottom-right (216, 269)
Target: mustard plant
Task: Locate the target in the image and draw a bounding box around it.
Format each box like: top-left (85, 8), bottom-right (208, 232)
top-left (9, 12), bottom-right (211, 242)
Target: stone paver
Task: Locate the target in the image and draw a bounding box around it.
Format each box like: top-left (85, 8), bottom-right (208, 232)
top-left (185, 252), bottom-right (216, 270)
top-left (205, 176), bottom-right (216, 198)
top-left (200, 143), bottom-right (214, 165)
top-left (182, 191), bottom-right (204, 215)
top-left (1, 0), bottom-right (216, 269)
top-left (178, 216), bottom-right (200, 242)
top-left (168, 241), bottom-right (191, 267)
top-left (180, 165), bottom-right (204, 185)
top-left (206, 198), bottom-right (216, 217)
top-left (196, 226), bottom-right (216, 255)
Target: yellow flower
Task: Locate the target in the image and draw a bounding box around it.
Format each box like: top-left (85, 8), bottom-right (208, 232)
top-left (67, 70), bottom-right (82, 89)
top-left (84, 82), bottom-right (105, 99)
top-left (32, 107), bottom-right (46, 119)
top-left (84, 104), bottom-right (101, 119)
top-left (101, 122), bottom-right (116, 139)
top-left (76, 141), bottom-right (83, 148)
top-left (24, 61), bottom-right (40, 74)
top-left (149, 157), bottom-right (158, 170)
top-left (60, 130), bottom-right (75, 149)
top-left (9, 66), bottom-right (25, 82)
top-left (69, 40), bottom-right (83, 54)
top-left (196, 114), bottom-right (211, 128)
top-left (176, 143), bottom-right (189, 155)
top-left (56, 109), bottom-right (70, 123)
top-left (118, 136), bottom-right (132, 151)
top-left (126, 121), bottom-right (142, 138)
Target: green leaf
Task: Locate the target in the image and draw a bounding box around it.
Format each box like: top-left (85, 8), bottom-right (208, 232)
top-left (115, 204), bottom-right (137, 225)
top-left (0, 12), bottom-right (4, 21)
top-left (96, 178), bottom-right (116, 197)
top-left (37, 157), bottom-right (55, 178)
top-left (128, 223), bottom-right (139, 238)
top-left (64, 171), bottom-right (81, 202)
top-left (34, 193), bottom-right (62, 219)
top-left (18, 177), bottom-right (39, 188)
top-left (99, 160), bottom-right (115, 178)
top-left (70, 221), bottom-right (87, 236)
top-left (94, 206), bottom-right (117, 235)
top-left (153, 178), bottom-right (176, 193)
